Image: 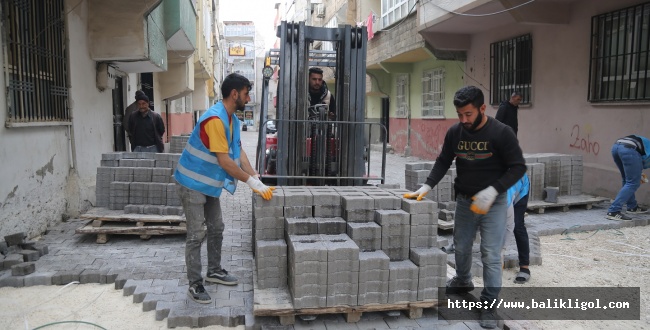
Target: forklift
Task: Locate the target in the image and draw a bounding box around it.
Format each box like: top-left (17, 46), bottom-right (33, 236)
top-left (256, 21), bottom-right (387, 186)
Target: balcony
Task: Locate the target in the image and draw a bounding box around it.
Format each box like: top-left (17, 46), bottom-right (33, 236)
top-left (88, 0), bottom-right (197, 73)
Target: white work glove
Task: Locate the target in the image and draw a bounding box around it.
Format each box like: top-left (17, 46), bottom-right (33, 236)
top-left (246, 176), bottom-right (275, 201)
top-left (403, 184), bottom-right (432, 201)
top-left (642, 174), bottom-right (648, 184)
top-left (470, 186), bottom-right (499, 215)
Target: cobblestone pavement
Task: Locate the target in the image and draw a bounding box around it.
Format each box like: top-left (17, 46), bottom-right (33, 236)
top-left (1, 130), bottom-right (648, 329)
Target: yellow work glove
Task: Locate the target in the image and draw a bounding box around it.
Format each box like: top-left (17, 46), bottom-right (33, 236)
top-left (246, 176), bottom-right (275, 201)
top-left (403, 184), bottom-right (432, 201)
top-left (470, 186), bottom-right (498, 215)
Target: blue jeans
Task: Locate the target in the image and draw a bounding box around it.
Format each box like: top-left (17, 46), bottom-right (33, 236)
top-left (454, 193), bottom-right (508, 302)
top-left (177, 184), bottom-right (225, 285)
top-left (608, 143), bottom-right (642, 213)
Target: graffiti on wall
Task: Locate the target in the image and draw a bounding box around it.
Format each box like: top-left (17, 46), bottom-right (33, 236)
top-left (569, 124), bottom-right (600, 156)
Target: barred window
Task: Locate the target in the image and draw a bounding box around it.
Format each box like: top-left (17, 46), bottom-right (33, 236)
top-left (396, 74), bottom-right (409, 118)
top-left (490, 34), bottom-right (532, 105)
top-left (2, 0), bottom-right (69, 125)
top-left (381, 0), bottom-right (416, 29)
top-left (589, 2), bottom-right (650, 102)
top-left (422, 68), bottom-right (445, 117)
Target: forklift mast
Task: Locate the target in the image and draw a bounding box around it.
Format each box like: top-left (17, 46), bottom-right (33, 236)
top-left (258, 21), bottom-right (384, 186)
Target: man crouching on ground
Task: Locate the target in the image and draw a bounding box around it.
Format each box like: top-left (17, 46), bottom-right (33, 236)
top-left (404, 86), bottom-right (526, 328)
top-left (174, 73), bottom-right (275, 304)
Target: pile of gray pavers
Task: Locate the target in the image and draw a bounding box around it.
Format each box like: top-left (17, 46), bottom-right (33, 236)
top-left (403, 153), bottom-right (582, 273)
top-left (169, 135), bottom-right (190, 154)
top-left (253, 185), bottom-right (448, 309)
top-left (95, 152), bottom-right (183, 215)
top-left (404, 152), bottom-right (584, 208)
top-left (0, 232), bottom-right (49, 280)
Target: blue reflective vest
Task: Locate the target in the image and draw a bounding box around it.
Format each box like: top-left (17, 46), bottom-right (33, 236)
top-left (507, 173), bottom-right (530, 207)
top-left (174, 102), bottom-right (241, 197)
top-left (632, 135), bottom-right (650, 169)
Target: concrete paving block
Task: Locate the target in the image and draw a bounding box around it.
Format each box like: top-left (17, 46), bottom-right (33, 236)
top-left (344, 209), bottom-right (375, 222)
top-left (373, 195), bottom-right (402, 210)
top-left (283, 191), bottom-right (313, 206)
top-left (438, 209), bottom-right (454, 221)
top-left (410, 213), bottom-right (436, 226)
top-left (284, 206), bottom-right (313, 219)
top-left (253, 206), bottom-right (284, 219)
top-left (342, 195), bottom-right (375, 210)
top-left (3, 254), bottom-right (23, 268)
top-left (23, 271), bottom-right (55, 287)
top-left (316, 217), bottom-right (347, 235)
top-left (163, 206), bottom-right (184, 216)
top-left (401, 198), bottom-right (437, 214)
top-left (409, 248), bottom-right (447, 266)
top-left (144, 205), bottom-right (164, 215)
top-left (4, 233), bottom-right (26, 246)
top-left (377, 183), bottom-right (400, 189)
top-left (374, 209), bottom-right (410, 225)
top-left (252, 192), bottom-right (285, 207)
top-left (151, 168), bottom-right (173, 183)
top-left (124, 204), bottom-right (144, 214)
top-left (347, 222), bottom-right (382, 251)
top-left (79, 269), bottom-right (102, 283)
top-left (313, 205), bottom-right (342, 217)
top-left (312, 192), bottom-right (342, 206)
top-left (133, 167), bottom-right (153, 182)
top-left (167, 307), bottom-right (201, 328)
top-left (142, 292), bottom-right (176, 312)
top-left (285, 218), bottom-right (318, 236)
top-left (11, 262), bottom-right (35, 276)
top-left (19, 249), bottom-right (40, 262)
top-left (148, 183), bottom-right (168, 205)
top-left (0, 273), bottom-right (24, 287)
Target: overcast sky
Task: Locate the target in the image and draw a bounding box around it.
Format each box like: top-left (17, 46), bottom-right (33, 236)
top-left (219, 0), bottom-right (278, 52)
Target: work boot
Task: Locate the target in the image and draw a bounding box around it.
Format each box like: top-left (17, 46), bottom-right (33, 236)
top-left (628, 206), bottom-right (648, 214)
top-left (479, 307), bottom-right (498, 329)
top-left (445, 276), bottom-right (474, 295)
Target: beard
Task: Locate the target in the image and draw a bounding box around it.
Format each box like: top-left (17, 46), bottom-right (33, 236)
top-left (236, 96), bottom-right (246, 111)
top-left (463, 112), bottom-right (483, 131)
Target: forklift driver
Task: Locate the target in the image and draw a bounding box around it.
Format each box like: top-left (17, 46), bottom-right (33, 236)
top-left (308, 67), bottom-right (336, 120)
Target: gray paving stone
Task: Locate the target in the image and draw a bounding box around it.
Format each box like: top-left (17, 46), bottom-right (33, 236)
top-left (23, 271), bottom-right (55, 287)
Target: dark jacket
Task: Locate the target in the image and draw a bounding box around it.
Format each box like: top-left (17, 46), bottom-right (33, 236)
top-left (495, 100), bottom-right (518, 135)
top-left (128, 109), bottom-right (165, 152)
top-left (309, 81), bottom-right (336, 118)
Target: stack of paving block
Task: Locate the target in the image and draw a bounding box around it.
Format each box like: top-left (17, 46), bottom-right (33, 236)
top-left (253, 185), bottom-right (446, 309)
top-left (404, 162), bottom-right (456, 202)
top-left (95, 152), bottom-right (183, 215)
top-left (523, 153), bottom-right (584, 201)
top-left (0, 232), bottom-right (49, 282)
top-left (169, 135), bottom-right (190, 154)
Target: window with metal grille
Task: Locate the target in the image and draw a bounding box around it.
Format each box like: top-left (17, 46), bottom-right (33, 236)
top-left (589, 3), bottom-right (650, 102)
top-left (2, 0), bottom-right (69, 125)
top-left (490, 34), bottom-right (532, 105)
top-left (422, 68), bottom-right (445, 117)
top-left (396, 74), bottom-right (409, 118)
top-left (381, 0), bottom-right (416, 29)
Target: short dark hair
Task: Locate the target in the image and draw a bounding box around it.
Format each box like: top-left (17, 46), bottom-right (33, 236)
top-left (511, 91), bottom-right (522, 98)
top-left (453, 86), bottom-right (484, 109)
top-left (221, 73), bottom-right (252, 98)
top-left (309, 67), bottom-right (323, 76)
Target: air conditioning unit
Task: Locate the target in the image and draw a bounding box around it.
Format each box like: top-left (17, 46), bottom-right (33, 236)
top-left (316, 4), bottom-right (325, 18)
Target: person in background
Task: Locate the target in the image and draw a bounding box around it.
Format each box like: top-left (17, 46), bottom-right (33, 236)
top-left (127, 93), bottom-right (165, 152)
top-left (174, 73), bottom-right (275, 304)
top-left (606, 135), bottom-right (650, 221)
top-left (403, 86), bottom-right (526, 329)
top-left (495, 91), bottom-right (522, 135)
top-left (122, 90), bottom-right (146, 150)
top-left (503, 173), bottom-right (531, 284)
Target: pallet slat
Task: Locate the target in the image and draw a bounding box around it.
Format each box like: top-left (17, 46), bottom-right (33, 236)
top-left (79, 207), bottom-right (185, 223)
top-left (527, 195), bottom-right (609, 214)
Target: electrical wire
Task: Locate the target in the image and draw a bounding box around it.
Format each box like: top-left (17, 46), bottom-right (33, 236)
top-left (425, 0), bottom-right (536, 17)
top-left (456, 63), bottom-right (490, 91)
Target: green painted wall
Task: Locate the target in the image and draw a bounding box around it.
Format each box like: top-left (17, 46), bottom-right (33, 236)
top-left (163, 0), bottom-right (197, 48)
top-left (147, 5), bottom-right (168, 71)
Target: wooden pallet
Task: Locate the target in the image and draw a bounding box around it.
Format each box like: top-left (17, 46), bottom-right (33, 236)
top-left (253, 269), bottom-right (439, 325)
top-left (76, 207), bottom-right (186, 243)
top-left (526, 195), bottom-right (610, 214)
